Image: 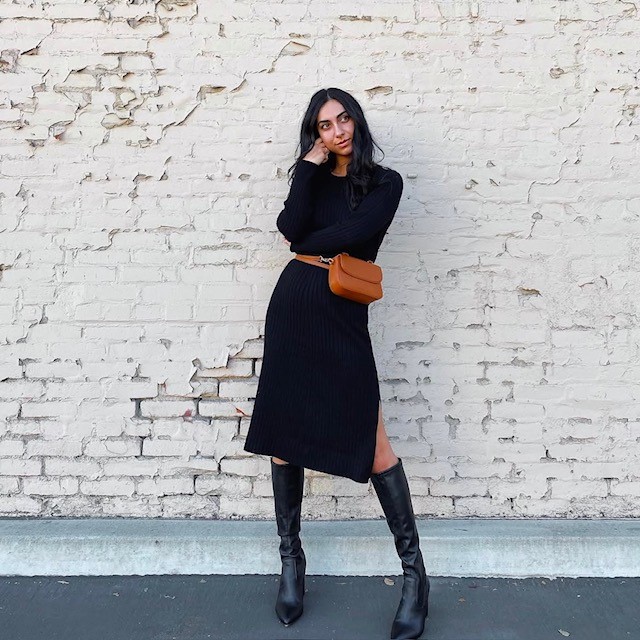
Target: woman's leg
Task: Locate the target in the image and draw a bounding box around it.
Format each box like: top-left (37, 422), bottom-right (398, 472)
top-left (272, 456), bottom-right (289, 465)
top-left (371, 401), bottom-right (399, 474)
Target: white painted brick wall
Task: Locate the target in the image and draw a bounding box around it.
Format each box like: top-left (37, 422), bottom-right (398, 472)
top-left (1, 1), bottom-right (639, 519)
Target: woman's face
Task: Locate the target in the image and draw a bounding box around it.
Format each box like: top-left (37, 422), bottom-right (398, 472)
top-left (316, 99), bottom-right (354, 157)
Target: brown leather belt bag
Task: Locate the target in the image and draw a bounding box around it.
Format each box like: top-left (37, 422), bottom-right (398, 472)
top-left (295, 252), bottom-right (383, 305)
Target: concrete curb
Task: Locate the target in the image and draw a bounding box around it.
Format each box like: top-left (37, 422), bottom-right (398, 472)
top-left (1, 518), bottom-right (639, 578)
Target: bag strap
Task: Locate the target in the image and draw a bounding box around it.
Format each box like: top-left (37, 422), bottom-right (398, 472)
top-left (294, 253), bottom-right (331, 270)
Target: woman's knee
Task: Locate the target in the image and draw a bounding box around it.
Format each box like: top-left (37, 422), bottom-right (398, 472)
top-left (371, 450), bottom-right (398, 474)
top-left (372, 414), bottom-right (398, 473)
top-left (271, 456), bottom-right (289, 465)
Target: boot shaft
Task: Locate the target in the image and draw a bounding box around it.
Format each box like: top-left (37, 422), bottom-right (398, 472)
top-left (271, 460), bottom-right (305, 554)
top-left (371, 458), bottom-right (426, 582)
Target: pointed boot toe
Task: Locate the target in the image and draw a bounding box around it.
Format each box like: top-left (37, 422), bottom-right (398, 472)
top-left (275, 552), bottom-right (306, 625)
top-left (390, 572), bottom-right (430, 639)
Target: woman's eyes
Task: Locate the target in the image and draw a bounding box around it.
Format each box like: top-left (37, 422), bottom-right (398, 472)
top-left (320, 115), bottom-right (350, 129)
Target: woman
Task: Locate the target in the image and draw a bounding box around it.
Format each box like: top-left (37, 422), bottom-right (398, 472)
top-left (243, 88), bottom-right (430, 640)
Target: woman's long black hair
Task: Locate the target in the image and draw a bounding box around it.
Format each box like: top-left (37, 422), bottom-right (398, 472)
top-left (287, 88), bottom-right (388, 210)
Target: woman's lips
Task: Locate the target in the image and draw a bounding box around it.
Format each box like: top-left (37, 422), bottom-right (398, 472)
top-left (336, 139), bottom-right (350, 147)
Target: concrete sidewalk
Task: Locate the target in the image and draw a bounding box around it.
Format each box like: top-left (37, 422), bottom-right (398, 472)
top-left (1, 517), bottom-right (639, 578)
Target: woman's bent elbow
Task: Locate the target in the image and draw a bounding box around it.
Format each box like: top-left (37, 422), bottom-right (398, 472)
top-left (276, 225), bottom-right (304, 244)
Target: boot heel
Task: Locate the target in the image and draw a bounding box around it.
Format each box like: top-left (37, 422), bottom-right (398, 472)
top-left (424, 577), bottom-right (430, 618)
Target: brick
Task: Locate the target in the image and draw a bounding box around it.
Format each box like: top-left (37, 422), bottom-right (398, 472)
top-left (45, 459), bottom-right (102, 478)
top-left (220, 456), bottom-right (271, 477)
top-left (218, 379), bottom-right (259, 399)
top-left (84, 439), bottom-right (141, 457)
top-left (23, 477), bottom-right (79, 496)
top-left (199, 400), bottom-right (253, 418)
top-left (195, 474), bottom-right (252, 497)
top-left (610, 482), bottom-right (640, 497)
top-left (430, 479), bottom-right (489, 497)
top-left (136, 477), bottom-right (195, 496)
top-left (0, 496), bottom-right (42, 515)
top-left (219, 496), bottom-right (274, 518)
top-left (26, 440), bottom-right (82, 457)
top-left (141, 439), bottom-right (197, 457)
top-left (160, 495), bottom-right (219, 518)
top-left (140, 400), bottom-right (197, 418)
top-left (80, 478), bottom-right (136, 496)
top-left (310, 477), bottom-right (370, 497)
top-left (0, 477), bottom-right (19, 494)
top-left (0, 459), bottom-right (42, 476)
top-left (102, 460), bottom-right (160, 476)
top-left (0, 440), bottom-right (24, 456)
top-left (551, 480), bottom-right (608, 500)
top-left (200, 359), bottom-right (253, 378)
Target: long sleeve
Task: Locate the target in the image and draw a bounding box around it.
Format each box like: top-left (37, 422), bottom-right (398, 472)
top-left (275, 159), bottom-right (319, 243)
top-left (289, 170), bottom-right (403, 255)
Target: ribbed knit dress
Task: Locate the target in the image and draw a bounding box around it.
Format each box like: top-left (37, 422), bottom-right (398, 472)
top-left (243, 159), bottom-right (403, 484)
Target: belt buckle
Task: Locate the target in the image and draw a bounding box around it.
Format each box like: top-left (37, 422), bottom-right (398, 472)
top-left (318, 255), bottom-right (334, 264)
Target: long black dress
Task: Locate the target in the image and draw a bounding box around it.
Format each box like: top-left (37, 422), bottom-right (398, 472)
top-left (243, 159), bottom-right (403, 484)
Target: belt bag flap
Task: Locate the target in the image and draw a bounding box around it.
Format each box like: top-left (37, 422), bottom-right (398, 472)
top-left (330, 269), bottom-right (381, 301)
top-left (336, 253), bottom-right (382, 284)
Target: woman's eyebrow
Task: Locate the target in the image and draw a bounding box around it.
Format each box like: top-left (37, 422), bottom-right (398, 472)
top-left (317, 110), bottom-right (348, 125)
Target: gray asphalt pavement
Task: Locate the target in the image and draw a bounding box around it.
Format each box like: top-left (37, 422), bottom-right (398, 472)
top-left (0, 574), bottom-right (637, 640)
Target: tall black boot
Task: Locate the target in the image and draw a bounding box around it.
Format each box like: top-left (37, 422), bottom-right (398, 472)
top-left (371, 457), bottom-right (430, 640)
top-left (271, 458), bottom-right (306, 626)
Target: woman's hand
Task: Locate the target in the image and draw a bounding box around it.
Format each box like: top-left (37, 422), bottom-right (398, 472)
top-left (283, 238), bottom-right (291, 246)
top-left (302, 137), bottom-right (330, 165)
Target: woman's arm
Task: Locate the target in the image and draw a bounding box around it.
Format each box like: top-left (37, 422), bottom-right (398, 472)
top-left (275, 160), bottom-right (319, 243)
top-left (289, 170), bottom-right (403, 254)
